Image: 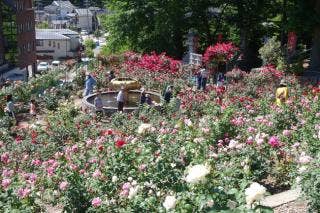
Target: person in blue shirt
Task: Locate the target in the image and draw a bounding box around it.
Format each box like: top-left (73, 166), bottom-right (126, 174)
top-left (83, 74), bottom-right (97, 97)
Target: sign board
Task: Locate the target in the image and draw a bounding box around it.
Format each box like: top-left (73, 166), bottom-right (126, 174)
top-left (189, 53), bottom-right (202, 66)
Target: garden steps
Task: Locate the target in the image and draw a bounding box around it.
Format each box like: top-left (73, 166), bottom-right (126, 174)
top-left (261, 188), bottom-right (302, 208)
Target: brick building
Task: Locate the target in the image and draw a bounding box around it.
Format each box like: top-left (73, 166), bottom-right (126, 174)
top-left (0, 0), bottom-right (36, 77)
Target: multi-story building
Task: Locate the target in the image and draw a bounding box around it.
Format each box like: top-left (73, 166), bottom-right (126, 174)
top-left (36, 29), bottom-right (80, 60)
top-left (0, 0), bottom-right (36, 78)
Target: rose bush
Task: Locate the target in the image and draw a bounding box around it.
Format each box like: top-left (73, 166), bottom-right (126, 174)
top-left (0, 50), bottom-right (318, 212)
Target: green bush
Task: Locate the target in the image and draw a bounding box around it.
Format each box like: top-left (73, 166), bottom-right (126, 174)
top-left (259, 36), bottom-right (285, 69)
top-left (301, 155), bottom-right (320, 212)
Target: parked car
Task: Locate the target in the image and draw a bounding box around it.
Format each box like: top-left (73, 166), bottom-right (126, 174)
top-left (37, 62), bottom-right (49, 72)
top-left (52, 61), bottom-right (61, 67)
top-left (81, 30), bottom-right (89, 35)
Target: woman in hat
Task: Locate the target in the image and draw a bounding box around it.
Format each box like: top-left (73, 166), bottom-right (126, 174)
top-left (275, 79), bottom-right (289, 106)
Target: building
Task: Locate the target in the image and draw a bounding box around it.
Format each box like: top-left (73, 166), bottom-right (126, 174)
top-left (75, 8), bottom-right (93, 32)
top-left (44, 0), bottom-right (76, 20)
top-left (0, 0), bottom-right (36, 77)
top-left (36, 29), bottom-right (80, 59)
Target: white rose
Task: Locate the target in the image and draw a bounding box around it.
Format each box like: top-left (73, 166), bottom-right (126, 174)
top-left (128, 186), bottom-right (139, 199)
top-left (112, 176), bottom-right (118, 183)
top-left (137, 123), bottom-right (152, 135)
top-left (185, 164), bottom-right (210, 184)
top-left (163, 195), bottom-right (177, 210)
top-left (245, 182), bottom-right (266, 207)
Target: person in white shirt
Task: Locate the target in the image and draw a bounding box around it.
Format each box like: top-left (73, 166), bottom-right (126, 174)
top-left (200, 67), bottom-right (209, 90)
top-left (117, 87), bottom-right (125, 112)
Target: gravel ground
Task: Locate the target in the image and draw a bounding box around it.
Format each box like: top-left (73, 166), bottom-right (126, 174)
top-left (274, 200), bottom-right (308, 213)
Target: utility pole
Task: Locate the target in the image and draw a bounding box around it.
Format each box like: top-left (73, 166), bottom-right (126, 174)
top-left (84, 0), bottom-right (90, 32)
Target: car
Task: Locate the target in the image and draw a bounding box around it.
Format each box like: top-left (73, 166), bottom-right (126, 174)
top-left (80, 30), bottom-right (88, 35)
top-left (37, 62), bottom-right (49, 72)
top-left (52, 60), bottom-right (60, 66)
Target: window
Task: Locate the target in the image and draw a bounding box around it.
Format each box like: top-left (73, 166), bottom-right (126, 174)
top-left (53, 41), bottom-right (56, 48)
top-left (36, 40), bottom-right (44, 46)
top-left (57, 42), bottom-right (60, 49)
top-left (48, 41), bottom-right (51, 46)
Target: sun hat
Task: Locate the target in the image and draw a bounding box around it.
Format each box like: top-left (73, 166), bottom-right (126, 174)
top-left (280, 79), bottom-right (287, 86)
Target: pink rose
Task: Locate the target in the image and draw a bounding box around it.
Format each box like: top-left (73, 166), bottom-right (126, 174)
top-left (92, 170), bottom-right (101, 178)
top-left (1, 178), bottom-right (11, 189)
top-left (16, 187), bottom-right (31, 199)
top-left (59, 181), bottom-right (69, 191)
top-left (91, 197), bottom-right (102, 207)
top-left (282, 130), bottom-right (292, 137)
top-left (268, 136), bottom-right (280, 148)
top-left (1, 152), bottom-right (10, 164)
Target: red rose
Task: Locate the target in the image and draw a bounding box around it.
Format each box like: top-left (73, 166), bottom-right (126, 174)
top-left (115, 140), bottom-right (126, 148)
top-left (98, 145), bottom-right (104, 151)
top-left (101, 129), bottom-right (113, 136)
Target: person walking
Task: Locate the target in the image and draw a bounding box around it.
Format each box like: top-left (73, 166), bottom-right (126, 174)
top-left (196, 70), bottom-right (202, 90)
top-left (200, 67), bottom-right (209, 90)
top-left (145, 94), bottom-right (153, 106)
top-left (216, 72), bottom-right (224, 87)
top-left (276, 79), bottom-right (289, 106)
top-left (117, 87), bottom-right (125, 112)
top-left (29, 99), bottom-right (37, 119)
top-left (83, 74), bottom-right (97, 97)
top-left (140, 88), bottom-right (147, 105)
top-left (109, 70), bottom-right (115, 82)
top-left (4, 94), bottom-right (15, 121)
top-left (164, 85), bottom-right (173, 103)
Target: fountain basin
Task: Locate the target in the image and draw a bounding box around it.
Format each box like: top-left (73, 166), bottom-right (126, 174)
top-left (110, 77), bottom-right (141, 91)
top-left (82, 90), bottom-right (162, 115)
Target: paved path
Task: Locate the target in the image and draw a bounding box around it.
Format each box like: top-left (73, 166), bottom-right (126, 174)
top-left (261, 188), bottom-right (302, 208)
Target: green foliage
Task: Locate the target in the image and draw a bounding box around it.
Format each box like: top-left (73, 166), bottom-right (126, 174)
top-left (84, 39), bottom-right (96, 50)
top-left (259, 36), bottom-right (283, 66)
top-left (36, 21), bottom-right (49, 29)
top-left (301, 155), bottom-right (320, 212)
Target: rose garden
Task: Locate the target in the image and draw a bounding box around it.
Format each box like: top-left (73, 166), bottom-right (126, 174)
top-left (0, 39), bottom-right (319, 213)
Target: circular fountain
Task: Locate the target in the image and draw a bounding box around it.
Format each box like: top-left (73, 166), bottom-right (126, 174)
top-left (82, 77), bottom-right (162, 115)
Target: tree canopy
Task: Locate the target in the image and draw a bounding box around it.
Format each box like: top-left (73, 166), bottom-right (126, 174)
top-left (102, 0), bottom-right (320, 69)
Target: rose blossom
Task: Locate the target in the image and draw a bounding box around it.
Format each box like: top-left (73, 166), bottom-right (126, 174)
top-left (282, 130), bottom-right (292, 137)
top-left (59, 181), bottom-right (69, 191)
top-left (185, 164), bottom-right (210, 184)
top-left (1, 152), bottom-right (10, 164)
top-left (92, 169), bottom-right (102, 178)
top-left (16, 187), bottom-right (31, 199)
top-left (163, 195), bottom-right (177, 210)
top-left (268, 136), bottom-right (280, 148)
top-left (245, 182), bottom-right (266, 207)
top-left (91, 197), bottom-right (102, 207)
top-left (1, 178), bottom-right (11, 189)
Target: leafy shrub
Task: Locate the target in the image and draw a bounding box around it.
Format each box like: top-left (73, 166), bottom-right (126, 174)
top-left (259, 36), bottom-right (285, 69)
top-left (300, 155), bottom-right (320, 212)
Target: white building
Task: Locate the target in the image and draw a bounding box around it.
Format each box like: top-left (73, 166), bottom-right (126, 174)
top-left (44, 1), bottom-right (76, 19)
top-left (75, 9), bottom-right (93, 32)
top-left (36, 29), bottom-right (80, 60)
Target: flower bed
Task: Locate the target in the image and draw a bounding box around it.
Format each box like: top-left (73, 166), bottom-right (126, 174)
top-left (0, 51), bottom-right (319, 212)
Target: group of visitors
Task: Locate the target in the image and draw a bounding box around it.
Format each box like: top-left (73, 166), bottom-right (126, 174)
top-left (81, 65), bottom-right (290, 118)
top-left (2, 94), bottom-right (37, 124)
top-left (196, 66), bottom-right (226, 90)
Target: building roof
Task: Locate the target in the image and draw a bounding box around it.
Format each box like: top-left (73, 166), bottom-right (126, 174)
top-left (52, 1), bottom-right (75, 9)
top-left (75, 8), bottom-right (93, 16)
top-left (36, 31), bottom-right (70, 40)
top-left (36, 29), bottom-right (79, 36)
top-left (88, 7), bottom-right (101, 11)
top-left (51, 20), bottom-right (69, 25)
